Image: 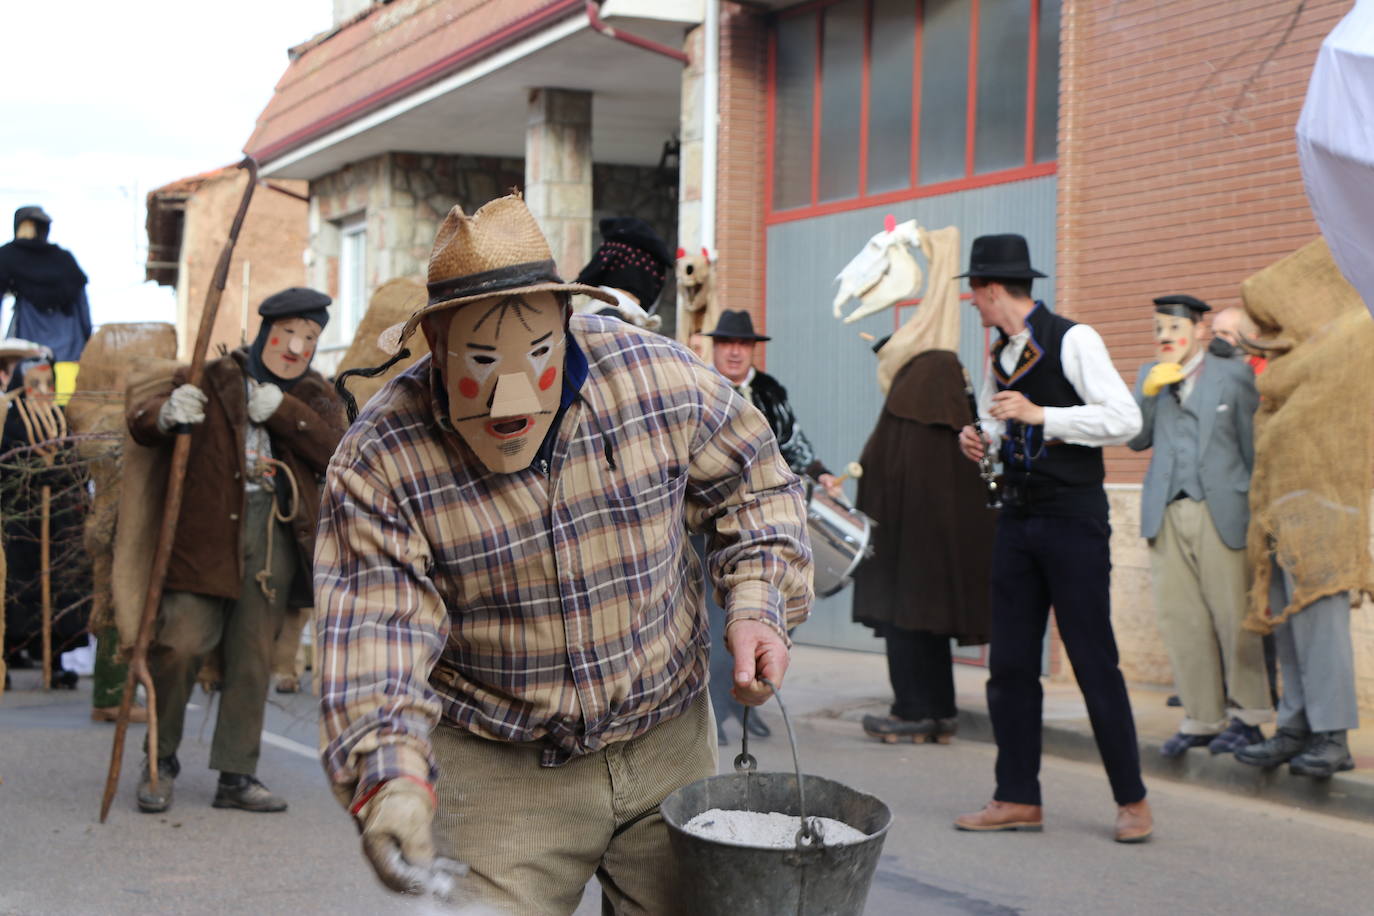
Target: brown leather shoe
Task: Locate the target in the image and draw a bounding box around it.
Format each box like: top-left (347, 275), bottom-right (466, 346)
top-left (1114, 799), bottom-right (1153, 843)
top-left (954, 800), bottom-right (1043, 832)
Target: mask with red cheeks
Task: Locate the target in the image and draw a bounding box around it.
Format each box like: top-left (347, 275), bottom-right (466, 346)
top-left (426, 291), bottom-right (566, 474)
top-left (1153, 314), bottom-right (1201, 364)
top-left (261, 317), bottom-right (322, 379)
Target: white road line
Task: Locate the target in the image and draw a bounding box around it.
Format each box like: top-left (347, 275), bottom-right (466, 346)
top-left (261, 730), bottom-right (319, 760)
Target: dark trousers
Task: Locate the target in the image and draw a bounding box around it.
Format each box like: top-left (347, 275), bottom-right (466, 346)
top-left (886, 629), bottom-right (956, 721)
top-left (986, 513), bottom-right (1146, 807)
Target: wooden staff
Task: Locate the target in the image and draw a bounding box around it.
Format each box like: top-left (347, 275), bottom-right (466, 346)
top-left (14, 393), bottom-right (67, 690)
top-left (99, 157), bottom-right (258, 822)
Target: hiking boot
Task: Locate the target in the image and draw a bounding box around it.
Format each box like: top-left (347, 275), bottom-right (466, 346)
top-left (213, 773), bottom-right (288, 812)
top-left (1234, 727), bottom-right (1308, 768)
top-left (1208, 718), bottom-right (1263, 755)
top-left (863, 714), bottom-right (935, 744)
top-left (137, 755), bottom-right (180, 813)
top-left (1288, 731), bottom-right (1355, 779)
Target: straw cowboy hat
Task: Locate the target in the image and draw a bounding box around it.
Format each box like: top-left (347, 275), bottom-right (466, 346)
top-left (380, 195), bottom-right (615, 354)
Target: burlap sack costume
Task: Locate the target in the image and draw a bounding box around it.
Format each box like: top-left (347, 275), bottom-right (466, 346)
top-left (1242, 238), bottom-right (1374, 632)
top-left (334, 277), bottom-right (428, 410)
top-left (65, 323), bottom-right (177, 643)
top-left (110, 358), bottom-right (182, 654)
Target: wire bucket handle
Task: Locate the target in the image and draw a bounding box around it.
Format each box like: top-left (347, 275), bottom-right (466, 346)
top-left (733, 677), bottom-right (824, 850)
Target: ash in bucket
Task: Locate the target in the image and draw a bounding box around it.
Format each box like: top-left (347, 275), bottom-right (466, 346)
top-left (684, 808), bottom-right (869, 848)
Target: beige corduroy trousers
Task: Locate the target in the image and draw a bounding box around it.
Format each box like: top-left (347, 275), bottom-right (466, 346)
top-left (432, 690), bottom-right (717, 915)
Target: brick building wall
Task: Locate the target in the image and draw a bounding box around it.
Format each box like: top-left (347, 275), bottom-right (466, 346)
top-left (1055, 0), bottom-right (1361, 691)
top-left (1057, 0), bottom-right (1348, 484)
top-left (715, 3), bottom-right (769, 334)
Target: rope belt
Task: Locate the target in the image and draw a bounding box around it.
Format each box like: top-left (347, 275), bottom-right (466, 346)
top-left (253, 457), bottom-right (300, 602)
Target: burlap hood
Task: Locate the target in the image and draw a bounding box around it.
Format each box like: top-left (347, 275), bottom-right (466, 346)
top-left (1241, 238), bottom-right (1374, 631)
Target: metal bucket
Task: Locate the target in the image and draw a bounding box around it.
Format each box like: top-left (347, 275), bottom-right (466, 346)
top-left (660, 682), bottom-right (892, 916)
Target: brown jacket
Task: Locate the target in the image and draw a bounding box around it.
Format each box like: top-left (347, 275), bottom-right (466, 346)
top-left (127, 350), bottom-right (346, 605)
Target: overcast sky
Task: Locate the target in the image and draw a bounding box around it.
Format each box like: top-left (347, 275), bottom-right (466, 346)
top-left (1, 0), bottom-right (333, 332)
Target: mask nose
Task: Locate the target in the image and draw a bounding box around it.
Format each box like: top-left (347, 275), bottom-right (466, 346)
top-left (489, 372), bottom-right (542, 418)
top-left (288, 337), bottom-right (306, 355)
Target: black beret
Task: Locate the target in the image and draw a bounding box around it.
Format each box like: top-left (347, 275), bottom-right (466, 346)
top-left (597, 218), bottom-right (673, 267)
top-left (1152, 294), bottom-right (1211, 319)
top-left (259, 287), bottom-right (332, 327)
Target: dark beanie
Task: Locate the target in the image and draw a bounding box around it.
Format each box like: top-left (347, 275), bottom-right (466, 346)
top-left (247, 287), bottom-right (331, 389)
top-left (575, 218), bottom-right (672, 309)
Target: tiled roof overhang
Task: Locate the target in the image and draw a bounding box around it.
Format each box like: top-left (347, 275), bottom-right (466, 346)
top-left (245, 0), bottom-right (586, 168)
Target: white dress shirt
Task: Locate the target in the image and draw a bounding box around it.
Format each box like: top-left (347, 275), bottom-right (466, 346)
top-left (976, 321), bottom-right (1142, 450)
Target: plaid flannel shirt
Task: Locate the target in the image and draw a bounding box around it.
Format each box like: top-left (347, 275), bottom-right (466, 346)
top-left (315, 315), bottom-right (812, 807)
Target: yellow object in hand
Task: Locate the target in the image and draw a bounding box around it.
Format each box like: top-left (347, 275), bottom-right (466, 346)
top-left (1143, 362), bottom-right (1185, 397)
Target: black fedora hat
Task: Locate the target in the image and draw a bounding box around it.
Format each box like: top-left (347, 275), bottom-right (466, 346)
top-left (955, 234), bottom-right (1047, 280)
top-left (702, 309), bottom-right (771, 341)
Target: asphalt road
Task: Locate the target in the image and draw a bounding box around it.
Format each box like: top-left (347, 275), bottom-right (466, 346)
top-left (2, 662), bottom-right (1372, 915)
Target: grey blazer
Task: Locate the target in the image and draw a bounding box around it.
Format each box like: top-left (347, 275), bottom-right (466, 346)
top-left (1127, 354), bottom-right (1258, 550)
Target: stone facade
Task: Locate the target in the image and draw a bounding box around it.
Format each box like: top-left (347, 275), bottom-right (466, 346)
top-left (308, 151), bottom-right (676, 353)
top-left (525, 88), bottom-right (593, 282)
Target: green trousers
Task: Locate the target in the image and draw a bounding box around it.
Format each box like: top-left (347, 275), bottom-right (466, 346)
top-left (146, 489), bottom-right (294, 774)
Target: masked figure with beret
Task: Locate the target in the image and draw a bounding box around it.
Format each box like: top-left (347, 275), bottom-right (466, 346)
top-left (315, 196), bottom-right (811, 913)
top-left (1128, 295), bottom-right (1271, 758)
top-left (126, 288), bottom-right (346, 814)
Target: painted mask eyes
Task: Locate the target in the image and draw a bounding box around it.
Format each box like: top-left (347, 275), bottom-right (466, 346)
top-left (460, 351), bottom-right (502, 384)
top-left (526, 342), bottom-right (554, 376)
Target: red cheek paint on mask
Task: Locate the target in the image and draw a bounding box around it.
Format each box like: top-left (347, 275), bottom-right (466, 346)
top-left (539, 367), bottom-right (557, 391)
top-left (270, 337), bottom-right (279, 346)
top-left (458, 377), bottom-right (480, 399)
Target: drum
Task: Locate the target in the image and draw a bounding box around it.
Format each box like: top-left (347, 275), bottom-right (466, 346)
top-left (805, 482), bottom-right (875, 598)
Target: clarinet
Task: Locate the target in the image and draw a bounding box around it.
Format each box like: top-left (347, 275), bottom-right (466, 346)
top-left (962, 370), bottom-right (1002, 509)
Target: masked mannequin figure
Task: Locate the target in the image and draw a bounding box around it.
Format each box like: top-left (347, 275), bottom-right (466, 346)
top-left (0, 207), bottom-right (92, 362)
top-left (315, 195), bottom-right (812, 914)
top-left (126, 287), bottom-right (346, 814)
top-left (1128, 294), bottom-right (1271, 757)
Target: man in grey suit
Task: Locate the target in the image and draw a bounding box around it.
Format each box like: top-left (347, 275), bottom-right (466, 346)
top-left (1128, 294), bottom-right (1272, 757)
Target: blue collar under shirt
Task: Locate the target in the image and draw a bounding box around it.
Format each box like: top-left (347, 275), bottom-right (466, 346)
top-left (534, 329), bottom-right (589, 469)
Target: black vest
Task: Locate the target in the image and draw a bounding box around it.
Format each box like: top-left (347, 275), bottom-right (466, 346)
top-left (991, 304), bottom-right (1107, 518)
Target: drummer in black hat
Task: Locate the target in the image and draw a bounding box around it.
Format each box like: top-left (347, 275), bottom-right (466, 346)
top-left (702, 309), bottom-right (839, 494)
top-left (698, 308), bottom-right (838, 741)
top-left (951, 234), bottom-right (1154, 843)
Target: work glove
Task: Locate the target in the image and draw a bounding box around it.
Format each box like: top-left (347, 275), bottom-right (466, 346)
top-left (357, 778), bottom-right (445, 896)
top-left (1142, 362), bottom-right (1184, 397)
top-left (247, 380), bottom-right (284, 424)
top-left (156, 384), bottom-right (207, 433)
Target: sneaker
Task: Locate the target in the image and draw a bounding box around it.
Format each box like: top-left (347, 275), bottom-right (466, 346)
top-left (1160, 730), bottom-right (1217, 758)
top-left (137, 755), bottom-right (180, 813)
top-left (1235, 726), bottom-right (1308, 768)
top-left (1207, 718), bottom-right (1263, 755)
top-left (1288, 731), bottom-right (1355, 779)
top-left (213, 773), bottom-right (288, 812)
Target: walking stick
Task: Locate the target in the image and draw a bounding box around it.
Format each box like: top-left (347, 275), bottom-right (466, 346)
top-left (14, 392), bottom-right (67, 690)
top-left (99, 156), bottom-right (257, 822)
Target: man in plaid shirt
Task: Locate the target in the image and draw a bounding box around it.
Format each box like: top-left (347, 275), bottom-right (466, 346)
top-left (315, 195), bottom-right (812, 914)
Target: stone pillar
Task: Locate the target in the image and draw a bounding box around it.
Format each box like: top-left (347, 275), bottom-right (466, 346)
top-left (525, 88), bottom-right (593, 280)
